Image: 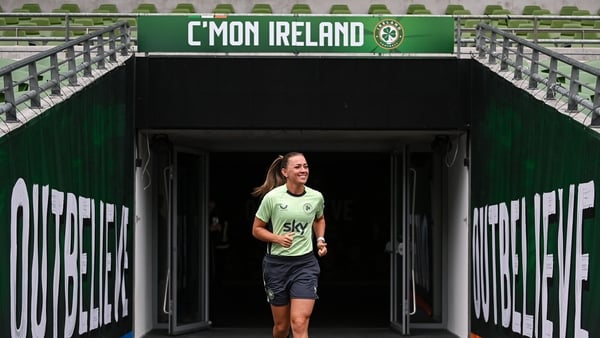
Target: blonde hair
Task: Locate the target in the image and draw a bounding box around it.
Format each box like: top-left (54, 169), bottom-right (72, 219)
top-left (251, 152), bottom-right (304, 198)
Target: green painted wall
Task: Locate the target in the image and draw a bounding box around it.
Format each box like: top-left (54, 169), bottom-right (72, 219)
top-left (0, 64), bottom-right (134, 338)
top-left (470, 62), bottom-right (600, 338)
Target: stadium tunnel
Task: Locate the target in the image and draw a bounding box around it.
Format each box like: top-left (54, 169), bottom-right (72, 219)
top-left (133, 56), bottom-right (471, 333)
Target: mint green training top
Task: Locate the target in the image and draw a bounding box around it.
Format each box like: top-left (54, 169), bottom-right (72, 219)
top-left (255, 184), bottom-right (324, 256)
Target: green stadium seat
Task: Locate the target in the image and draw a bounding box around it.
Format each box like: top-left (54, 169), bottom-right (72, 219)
top-left (532, 9), bottom-right (552, 15)
top-left (460, 18), bottom-right (480, 28)
top-left (252, 8), bottom-right (272, 14)
top-left (97, 4), bottom-right (119, 13)
top-left (507, 19), bottom-right (531, 33)
top-left (0, 29), bottom-right (28, 46)
top-left (522, 5), bottom-right (542, 15)
top-left (490, 8), bottom-right (511, 27)
top-left (21, 3), bottom-right (42, 13)
top-left (445, 4), bottom-right (465, 15)
top-left (412, 9), bottom-right (432, 15)
top-left (47, 29), bottom-right (68, 45)
top-left (516, 23), bottom-right (533, 37)
top-left (547, 19), bottom-right (569, 38)
top-left (561, 22), bottom-right (583, 43)
top-left (583, 30), bottom-right (600, 45)
top-left (406, 4), bottom-right (426, 14)
top-left (72, 18), bottom-right (94, 35)
top-left (371, 8), bottom-right (391, 15)
top-left (484, 5), bottom-right (503, 15)
top-left (92, 9), bottom-right (115, 24)
top-left (252, 4), bottom-right (273, 13)
top-left (49, 10), bottom-right (68, 25)
top-left (18, 21), bottom-right (39, 36)
top-left (532, 9), bottom-right (553, 27)
top-left (135, 3), bottom-right (158, 13)
top-left (30, 17), bottom-right (51, 30)
top-left (368, 4), bottom-right (390, 14)
top-left (118, 17), bottom-right (137, 27)
top-left (551, 19), bottom-right (571, 28)
top-left (453, 9), bottom-right (472, 15)
top-left (559, 6), bottom-right (579, 16)
top-left (213, 4), bottom-right (235, 14)
top-left (526, 31), bottom-right (555, 47)
top-left (60, 3), bottom-right (81, 13)
top-left (572, 9), bottom-right (590, 16)
top-left (4, 9), bottom-right (26, 24)
top-left (492, 9), bottom-right (512, 15)
top-left (291, 8), bottom-right (311, 14)
top-left (291, 4), bottom-right (311, 14)
top-left (570, 10), bottom-right (594, 27)
top-left (330, 4), bottom-right (351, 14)
top-left (174, 3), bottom-right (196, 13)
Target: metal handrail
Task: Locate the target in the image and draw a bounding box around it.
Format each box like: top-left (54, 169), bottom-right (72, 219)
top-left (0, 13), bottom-right (598, 46)
top-left (474, 22), bottom-right (600, 125)
top-left (454, 14), bottom-right (600, 56)
top-left (0, 14), bottom-right (598, 125)
top-left (0, 21), bottom-right (131, 123)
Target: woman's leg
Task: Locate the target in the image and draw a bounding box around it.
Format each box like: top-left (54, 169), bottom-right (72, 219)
top-left (289, 298), bottom-right (315, 338)
top-left (271, 304), bottom-right (291, 338)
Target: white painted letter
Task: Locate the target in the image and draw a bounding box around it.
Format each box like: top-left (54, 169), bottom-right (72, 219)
top-left (575, 181), bottom-right (593, 338)
top-left (11, 178), bottom-right (29, 338)
top-left (64, 193), bottom-right (78, 338)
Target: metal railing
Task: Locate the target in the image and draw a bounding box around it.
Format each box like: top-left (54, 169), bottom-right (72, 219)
top-left (0, 13), bottom-right (598, 48)
top-left (0, 13), bottom-right (598, 126)
top-left (0, 13), bottom-right (137, 45)
top-left (474, 22), bottom-right (600, 125)
top-left (455, 15), bottom-right (600, 57)
top-left (0, 21), bottom-right (131, 123)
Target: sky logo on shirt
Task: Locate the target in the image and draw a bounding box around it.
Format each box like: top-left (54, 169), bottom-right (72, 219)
top-left (283, 219), bottom-right (309, 234)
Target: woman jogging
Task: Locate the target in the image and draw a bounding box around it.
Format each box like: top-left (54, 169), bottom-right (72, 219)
top-left (251, 152), bottom-right (328, 338)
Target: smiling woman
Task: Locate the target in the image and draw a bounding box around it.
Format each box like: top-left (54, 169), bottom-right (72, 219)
top-left (250, 152), bottom-right (327, 338)
top-left (208, 152), bottom-right (393, 328)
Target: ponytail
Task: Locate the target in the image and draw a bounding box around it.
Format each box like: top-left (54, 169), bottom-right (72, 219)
top-left (251, 152), bottom-right (303, 198)
top-left (251, 155), bottom-right (285, 198)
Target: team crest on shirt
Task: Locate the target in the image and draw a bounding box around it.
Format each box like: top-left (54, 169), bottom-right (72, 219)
top-left (303, 203), bottom-right (313, 213)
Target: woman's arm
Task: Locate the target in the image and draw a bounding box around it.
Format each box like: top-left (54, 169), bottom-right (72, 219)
top-left (252, 217), bottom-right (294, 248)
top-left (313, 215), bottom-right (327, 256)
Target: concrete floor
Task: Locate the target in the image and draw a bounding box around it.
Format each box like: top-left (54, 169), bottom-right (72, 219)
top-left (143, 327), bottom-right (459, 337)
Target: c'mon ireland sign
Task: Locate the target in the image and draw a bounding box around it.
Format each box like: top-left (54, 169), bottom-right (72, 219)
top-left (137, 14), bottom-right (454, 54)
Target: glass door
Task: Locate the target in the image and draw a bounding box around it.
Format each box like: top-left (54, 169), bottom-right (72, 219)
top-left (390, 148), bottom-right (409, 334)
top-left (390, 147), bottom-right (443, 333)
top-left (168, 149), bottom-right (210, 334)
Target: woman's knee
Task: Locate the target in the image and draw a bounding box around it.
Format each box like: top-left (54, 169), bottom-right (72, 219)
top-left (290, 315), bottom-right (310, 330)
top-left (272, 323), bottom-right (290, 338)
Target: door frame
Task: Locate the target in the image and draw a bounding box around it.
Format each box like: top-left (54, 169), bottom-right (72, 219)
top-left (390, 148), bottom-right (409, 334)
top-left (168, 147), bottom-right (211, 335)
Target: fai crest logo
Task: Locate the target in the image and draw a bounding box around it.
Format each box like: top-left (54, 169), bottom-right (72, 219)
top-left (373, 19), bottom-right (405, 50)
top-left (303, 203), bottom-right (313, 214)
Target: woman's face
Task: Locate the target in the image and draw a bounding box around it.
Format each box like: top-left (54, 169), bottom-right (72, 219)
top-left (282, 155), bottom-right (309, 185)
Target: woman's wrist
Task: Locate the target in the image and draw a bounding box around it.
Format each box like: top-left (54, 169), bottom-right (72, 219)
top-left (316, 236), bottom-right (325, 242)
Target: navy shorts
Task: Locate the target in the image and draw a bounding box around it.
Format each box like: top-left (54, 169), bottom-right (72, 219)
top-left (262, 252), bottom-right (320, 306)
